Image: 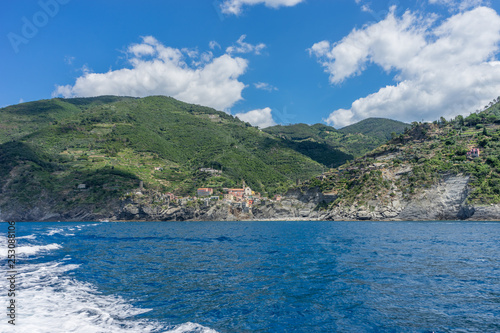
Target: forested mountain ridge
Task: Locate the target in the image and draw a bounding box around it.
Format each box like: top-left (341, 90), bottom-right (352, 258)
top-left (264, 118), bottom-right (409, 159)
top-left (298, 98), bottom-right (500, 221)
top-left (0, 96), bottom-right (329, 210)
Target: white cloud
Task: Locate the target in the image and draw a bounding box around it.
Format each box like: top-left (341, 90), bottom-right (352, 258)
top-left (221, 0), bottom-right (304, 15)
top-left (53, 36), bottom-right (248, 111)
top-left (254, 82), bottom-right (278, 91)
top-left (209, 41), bottom-right (221, 50)
top-left (361, 4), bottom-right (371, 12)
top-left (226, 35), bottom-right (266, 55)
top-left (235, 107), bottom-right (277, 128)
top-left (309, 6), bottom-right (500, 128)
top-left (429, 0), bottom-right (488, 11)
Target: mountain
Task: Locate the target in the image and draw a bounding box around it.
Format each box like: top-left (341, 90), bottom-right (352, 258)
top-left (262, 123), bottom-right (353, 167)
top-left (338, 117), bottom-right (409, 140)
top-left (263, 118), bottom-right (409, 159)
top-left (301, 99), bottom-right (500, 221)
top-left (0, 95), bottom-right (434, 222)
top-left (0, 95), bottom-right (338, 219)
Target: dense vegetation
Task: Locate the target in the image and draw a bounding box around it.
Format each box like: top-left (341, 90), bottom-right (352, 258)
top-left (304, 98), bottom-right (500, 208)
top-left (1, 96), bottom-right (346, 211)
top-left (264, 118), bottom-right (409, 159)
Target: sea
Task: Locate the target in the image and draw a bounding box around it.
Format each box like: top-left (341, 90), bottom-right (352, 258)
top-left (0, 221), bottom-right (499, 333)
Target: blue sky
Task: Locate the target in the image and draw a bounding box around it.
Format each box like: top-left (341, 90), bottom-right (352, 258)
top-left (2, 0), bottom-right (500, 128)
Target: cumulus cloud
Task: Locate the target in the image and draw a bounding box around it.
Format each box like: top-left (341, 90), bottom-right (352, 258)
top-left (221, 0), bottom-right (304, 15)
top-left (235, 107), bottom-right (277, 128)
top-left (226, 35), bottom-right (266, 55)
top-left (53, 36), bottom-right (248, 111)
top-left (309, 6), bottom-right (500, 127)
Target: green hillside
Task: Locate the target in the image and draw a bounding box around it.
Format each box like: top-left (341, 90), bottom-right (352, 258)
top-left (339, 118), bottom-right (409, 140)
top-left (0, 96), bottom-right (335, 213)
top-left (262, 123), bottom-right (352, 167)
top-left (304, 98), bottom-right (500, 208)
top-left (264, 118), bottom-right (409, 159)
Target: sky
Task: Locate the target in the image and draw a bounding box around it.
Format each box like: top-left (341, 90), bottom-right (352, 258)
top-left (2, 0), bottom-right (500, 128)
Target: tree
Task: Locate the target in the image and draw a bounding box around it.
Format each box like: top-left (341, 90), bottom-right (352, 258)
top-left (486, 114), bottom-right (498, 124)
top-left (439, 116), bottom-right (447, 126)
top-left (466, 113), bottom-right (480, 126)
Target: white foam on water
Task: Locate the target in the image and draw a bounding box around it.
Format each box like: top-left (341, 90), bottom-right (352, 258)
top-left (16, 243), bottom-right (63, 256)
top-left (0, 224), bottom-right (219, 333)
top-left (0, 235), bottom-right (62, 258)
top-left (167, 322), bottom-right (219, 333)
top-left (17, 235), bottom-right (37, 240)
top-left (44, 223), bottom-right (101, 236)
top-left (0, 260), bottom-right (219, 333)
top-left (45, 227), bottom-right (68, 236)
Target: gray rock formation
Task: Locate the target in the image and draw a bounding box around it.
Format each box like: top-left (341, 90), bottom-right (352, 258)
top-left (398, 175), bottom-right (472, 220)
top-left (2, 175), bottom-right (500, 222)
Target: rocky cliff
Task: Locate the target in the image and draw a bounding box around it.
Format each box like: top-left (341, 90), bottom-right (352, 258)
top-left (1, 174), bottom-right (499, 222)
top-left (113, 187), bottom-right (334, 222)
top-left (322, 174), bottom-right (500, 221)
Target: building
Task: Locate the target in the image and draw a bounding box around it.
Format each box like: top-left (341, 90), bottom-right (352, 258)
top-left (197, 188), bottom-right (213, 197)
top-left (244, 187), bottom-right (252, 196)
top-left (467, 148), bottom-right (480, 158)
top-left (228, 188), bottom-right (245, 199)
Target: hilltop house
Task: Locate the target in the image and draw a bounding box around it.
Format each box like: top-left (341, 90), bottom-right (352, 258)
top-left (467, 148), bottom-right (480, 158)
top-left (197, 188), bottom-right (213, 197)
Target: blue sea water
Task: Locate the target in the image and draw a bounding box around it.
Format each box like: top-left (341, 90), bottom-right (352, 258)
top-left (1, 221), bottom-right (499, 333)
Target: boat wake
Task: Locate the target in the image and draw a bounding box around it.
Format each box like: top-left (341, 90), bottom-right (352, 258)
top-left (0, 223), bottom-right (218, 333)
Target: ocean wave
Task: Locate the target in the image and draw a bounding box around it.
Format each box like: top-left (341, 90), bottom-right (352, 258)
top-left (0, 261), bottom-right (218, 333)
top-left (45, 222), bottom-right (100, 236)
top-left (166, 322), bottom-right (219, 333)
top-left (46, 227), bottom-right (74, 236)
top-left (17, 234), bottom-right (37, 240)
top-left (16, 243), bottom-right (63, 256)
top-left (0, 236), bottom-right (62, 260)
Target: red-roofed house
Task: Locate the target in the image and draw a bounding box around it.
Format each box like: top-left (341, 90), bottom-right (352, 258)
top-left (228, 188), bottom-right (244, 199)
top-left (467, 148), bottom-right (480, 158)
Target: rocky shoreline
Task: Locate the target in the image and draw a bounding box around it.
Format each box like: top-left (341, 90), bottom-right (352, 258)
top-left (2, 175), bottom-right (500, 222)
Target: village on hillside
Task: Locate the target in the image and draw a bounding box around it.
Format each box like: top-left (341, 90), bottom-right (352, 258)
top-left (124, 171), bottom-right (284, 211)
top-left (180, 178), bottom-right (283, 209)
